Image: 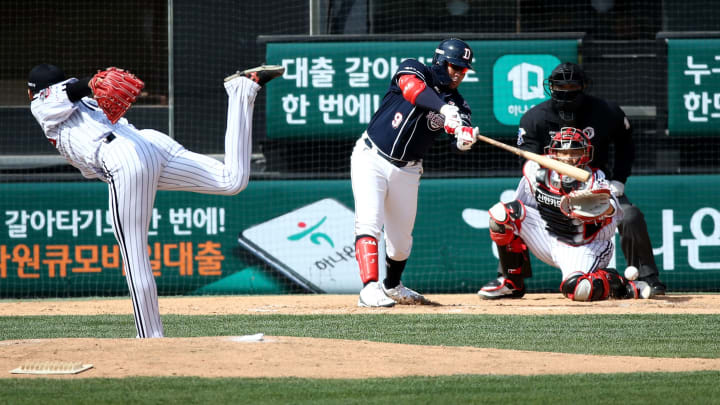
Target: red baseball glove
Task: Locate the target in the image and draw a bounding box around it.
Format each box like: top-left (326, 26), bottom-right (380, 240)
top-left (89, 67), bottom-right (144, 124)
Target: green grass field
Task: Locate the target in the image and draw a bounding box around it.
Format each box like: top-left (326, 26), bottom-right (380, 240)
top-left (2, 312), bottom-right (720, 404)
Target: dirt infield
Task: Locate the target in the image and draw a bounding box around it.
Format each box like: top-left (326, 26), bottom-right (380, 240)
top-left (2, 293), bottom-right (719, 379)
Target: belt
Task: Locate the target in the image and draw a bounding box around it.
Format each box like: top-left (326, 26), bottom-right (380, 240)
top-left (363, 136), bottom-right (419, 168)
top-left (104, 133), bottom-right (116, 143)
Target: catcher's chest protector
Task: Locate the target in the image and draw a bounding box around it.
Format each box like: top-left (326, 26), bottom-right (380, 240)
top-left (533, 169), bottom-right (602, 245)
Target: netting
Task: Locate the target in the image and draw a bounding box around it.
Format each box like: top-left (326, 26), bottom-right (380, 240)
top-left (1, 0), bottom-right (718, 298)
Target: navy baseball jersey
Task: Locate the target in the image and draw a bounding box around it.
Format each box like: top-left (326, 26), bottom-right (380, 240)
top-left (365, 59), bottom-right (471, 162)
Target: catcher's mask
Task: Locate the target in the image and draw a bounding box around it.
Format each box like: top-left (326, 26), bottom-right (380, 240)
top-left (544, 62), bottom-right (588, 117)
top-left (545, 127), bottom-right (594, 167)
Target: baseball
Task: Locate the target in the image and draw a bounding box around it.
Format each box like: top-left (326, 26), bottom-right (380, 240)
top-left (624, 266), bottom-right (639, 281)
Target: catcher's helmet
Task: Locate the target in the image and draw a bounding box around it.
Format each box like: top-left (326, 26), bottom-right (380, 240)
top-left (545, 62), bottom-right (588, 113)
top-left (545, 127), bottom-right (594, 167)
top-left (432, 38), bottom-right (473, 70)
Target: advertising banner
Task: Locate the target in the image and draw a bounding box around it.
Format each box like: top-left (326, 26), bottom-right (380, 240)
top-left (265, 40), bottom-right (577, 139)
top-left (667, 38), bottom-right (720, 135)
top-left (238, 198), bottom-right (385, 293)
top-left (1, 176), bottom-right (718, 297)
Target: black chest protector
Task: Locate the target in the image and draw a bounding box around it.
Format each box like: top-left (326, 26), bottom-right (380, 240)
top-left (534, 168), bottom-right (603, 245)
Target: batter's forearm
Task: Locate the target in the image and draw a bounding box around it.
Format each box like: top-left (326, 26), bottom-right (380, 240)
top-left (397, 74), bottom-right (445, 112)
top-left (414, 86), bottom-right (446, 112)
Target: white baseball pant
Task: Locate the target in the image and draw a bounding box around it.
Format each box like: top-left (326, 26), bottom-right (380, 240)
top-left (99, 77), bottom-right (258, 337)
top-left (350, 136), bottom-right (422, 261)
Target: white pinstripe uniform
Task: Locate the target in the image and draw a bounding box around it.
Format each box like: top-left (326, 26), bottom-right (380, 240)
top-left (30, 75), bottom-right (259, 338)
top-left (511, 160), bottom-right (623, 282)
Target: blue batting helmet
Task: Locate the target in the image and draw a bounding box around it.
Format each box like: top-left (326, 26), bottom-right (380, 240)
top-left (432, 38), bottom-right (473, 70)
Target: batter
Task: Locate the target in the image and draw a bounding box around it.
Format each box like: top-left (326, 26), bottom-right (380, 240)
top-left (351, 38), bottom-right (479, 307)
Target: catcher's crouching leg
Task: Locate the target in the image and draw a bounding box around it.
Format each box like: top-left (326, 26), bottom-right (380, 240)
top-left (561, 269), bottom-right (653, 301)
top-left (479, 201), bottom-right (531, 299)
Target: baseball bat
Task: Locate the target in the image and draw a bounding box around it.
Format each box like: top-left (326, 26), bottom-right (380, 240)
top-left (475, 133), bottom-right (591, 182)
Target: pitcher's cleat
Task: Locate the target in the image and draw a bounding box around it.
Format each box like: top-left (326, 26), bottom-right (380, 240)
top-left (225, 65), bottom-right (285, 86)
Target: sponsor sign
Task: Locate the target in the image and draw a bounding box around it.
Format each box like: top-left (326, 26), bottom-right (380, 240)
top-left (238, 198), bottom-right (384, 293)
top-left (492, 54), bottom-right (561, 125)
top-left (1, 176), bottom-right (718, 296)
top-left (667, 39), bottom-right (720, 135)
top-left (265, 39), bottom-right (577, 138)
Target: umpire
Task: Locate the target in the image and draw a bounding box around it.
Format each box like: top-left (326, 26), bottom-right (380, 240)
top-left (513, 62), bottom-right (666, 295)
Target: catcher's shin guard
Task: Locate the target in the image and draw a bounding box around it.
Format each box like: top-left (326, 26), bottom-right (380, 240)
top-left (498, 236), bottom-right (532, 280)
top-left (355, 235), bottom-right (379, 285)
top-left (489, 200), bottom-right (531, 282)
top-left (488, 200), bottom-right (525, 245)
top-left (560, 269), bottom-right (629, 301)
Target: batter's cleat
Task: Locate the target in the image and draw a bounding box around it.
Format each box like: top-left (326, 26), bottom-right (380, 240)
top-left (639, 275), bottom-right (666, 296)
top-left (478, 277), bottom-right (526, 300)
top-left (626, 280), bottom-right (654, 299)
top-left (225, 65), bottom-right (285, 86)
top-left (358, 281), bottom-right (396, 308)
top-left (381, 282), bottom-right (432, 305)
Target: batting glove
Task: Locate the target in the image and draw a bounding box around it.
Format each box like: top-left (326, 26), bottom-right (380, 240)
top-left (455, 126), bottom-right (478, 151)
top-left (440, 104), bottom-right (461, 135)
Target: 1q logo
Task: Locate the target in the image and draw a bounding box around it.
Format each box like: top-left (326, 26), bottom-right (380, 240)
top-left (492, 55), bottom-right (561, 125)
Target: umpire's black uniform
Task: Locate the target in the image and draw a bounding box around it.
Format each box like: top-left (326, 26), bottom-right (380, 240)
top-left (515, 95), bottom-right (666, 294)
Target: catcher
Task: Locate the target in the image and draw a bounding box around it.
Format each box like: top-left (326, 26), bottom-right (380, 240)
top-left (478, 127), bottom-right (654, 301)
top-left (28, 63), bottom-right (284, 337)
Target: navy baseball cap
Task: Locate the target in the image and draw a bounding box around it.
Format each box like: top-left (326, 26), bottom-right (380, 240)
top-left (28, 64), bottom-right (65, 92)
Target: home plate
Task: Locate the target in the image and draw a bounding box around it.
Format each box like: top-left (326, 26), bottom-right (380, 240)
top-left (228, 333), bottom-right (265, 342)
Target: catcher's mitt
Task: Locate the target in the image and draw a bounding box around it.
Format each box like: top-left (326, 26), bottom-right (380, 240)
top-left (89, 67), bottom-right (144, 124)
top-left (559, 188), bottom-right (612, 222)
